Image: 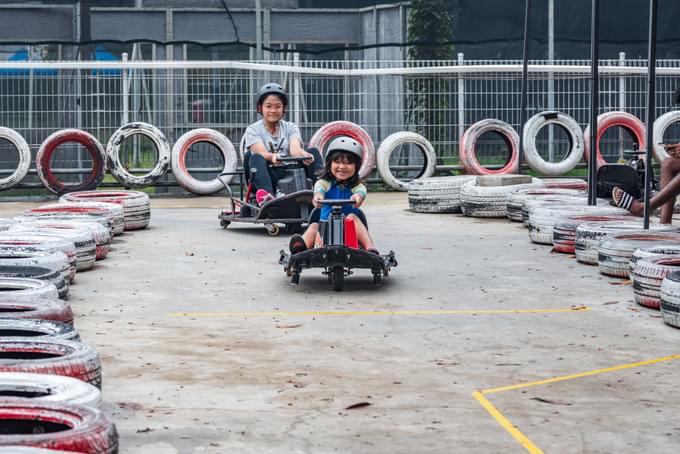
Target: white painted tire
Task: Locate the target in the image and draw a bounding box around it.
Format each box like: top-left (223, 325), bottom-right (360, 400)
top-left (460, 119), bottom-right (519, 175)
top-left (376, 132), bottom-right (436, 191)
top-left (0, 277), bottom-right (59, 301)
top-left (506, 188), bottom-right (586, 222)
top-left (527, 203), bottom-right (627, 245)
top-left (0, 372), bottom-right (100, 408)
top-left (407, 176), bottom-right (475, 213)
top-left (575, 221), bottom-right (675, 265)
top-left (60, 190), bottom-right (151, 231)
top-left (652, 110), bottom-right (680, 162)
top-left (552, 213), bottom-right (632, 254)
top-left (106, 122), bottom-right (170, 187)
top-left (0, 248), bottom-right (70, 284)
top-left (172, 128), bottom-right (237, 195)
top-left (583, 111), bottom-right (646, 168)
top-left (0, 128), bottom-right (31, 190)
top-left (632, 254), bottom-right (680, 309)
top-left (0, 235), bottom-right (77, 284)
top-left (308, 121), bottom-right (376, 180)
top-left (460, 177), bottom-right (543, 218)
top-left (660, 271), bottom-right (680, 328)
top-left (522, 111), bottom-right (584, 175)
top-left (598, 231), bottom-right (680, 278)
top-left (629, 244), bottom-right (680, 284)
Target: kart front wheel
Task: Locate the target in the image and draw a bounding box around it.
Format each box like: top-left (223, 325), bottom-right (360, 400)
top-left (332, 266), bottom-right (344, 291)
top-left (220, 220), bottom-right (231, 229)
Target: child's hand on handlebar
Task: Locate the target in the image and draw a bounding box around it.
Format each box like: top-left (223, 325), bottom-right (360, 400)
top-left (351, 193), bottom-right (364, 208)
top-left (313, 192), bottom-right (324, 208)
top-left (302, 151), bottom-right (314, 166)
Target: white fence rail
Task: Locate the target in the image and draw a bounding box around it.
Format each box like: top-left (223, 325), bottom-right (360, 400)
top-left (1, 56), bottom-right (680, 190)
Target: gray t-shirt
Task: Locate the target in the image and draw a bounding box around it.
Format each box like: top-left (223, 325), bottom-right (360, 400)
top-left (243, 119), bottom-right (302, 158)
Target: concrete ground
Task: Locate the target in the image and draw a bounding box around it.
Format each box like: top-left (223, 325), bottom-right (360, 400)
top-left (1, 192), bottom-right (679, 453)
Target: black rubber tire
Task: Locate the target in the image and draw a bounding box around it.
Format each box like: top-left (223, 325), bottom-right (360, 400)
top-left (332, 267), bottom-right (344, 292)
top-left (291, 273), bottom-right (300, 285)
top-left (0, 401), bottom-right (117, 452)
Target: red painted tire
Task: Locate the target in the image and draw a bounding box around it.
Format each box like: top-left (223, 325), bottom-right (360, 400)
top-left (0, 339), bottom-right (100, 388)
top-left (0, 299), bottom-right (73, 326)
top-left (0, 401), bottom-right (117, 453)
top-left (459, 119), bottom-right (519, 175)
top-left (36, 129), bottom-right (106, 195)
top-left (583, 111), bottom-right (646, 169)
top-left (308, 121), bottom-right (376, 180)
top-left (171, 128), bottom-right (238, 195)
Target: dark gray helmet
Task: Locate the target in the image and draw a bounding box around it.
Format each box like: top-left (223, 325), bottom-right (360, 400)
top-left (326, 136), bottom-right (363, 165)
top-left (256, 82), bottom-right (288, 110)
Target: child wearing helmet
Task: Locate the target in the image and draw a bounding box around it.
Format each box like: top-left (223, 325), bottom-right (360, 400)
top-left (242, 82), bottom-right (323, 205)
top-left (288, 136), bottom-right (378, 255)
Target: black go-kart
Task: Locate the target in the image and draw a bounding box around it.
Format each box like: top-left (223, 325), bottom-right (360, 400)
top-left (218, 156), bottom-right (314, 236)
top-left (597, 145), bottom-right (660, 200)
top-left (279, 199), bottom-right (397, 291)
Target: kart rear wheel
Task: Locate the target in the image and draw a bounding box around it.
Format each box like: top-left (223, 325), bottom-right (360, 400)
top-left (373, 272), bottom-right (382, 285)
top-left (265, 224), bottom-right (280, 236)
top-left (332, 267), bottom-right (344, 291)
top-left (220, 220), bottom-right (230, 229)
top-left (291, 272), bottom-right (300, 285)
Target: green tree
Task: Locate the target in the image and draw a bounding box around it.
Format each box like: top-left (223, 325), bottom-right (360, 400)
top-left (406, 0), bottom-right (455, 155)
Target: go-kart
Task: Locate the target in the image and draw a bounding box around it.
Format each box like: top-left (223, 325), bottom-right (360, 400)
top-left (218, 156), bottom-right (314, 235)
top-left (279, 199), bottom-right (397, 291)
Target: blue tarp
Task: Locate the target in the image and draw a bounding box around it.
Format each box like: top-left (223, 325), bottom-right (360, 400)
top-left (0, 46), bottom-right (121, 76)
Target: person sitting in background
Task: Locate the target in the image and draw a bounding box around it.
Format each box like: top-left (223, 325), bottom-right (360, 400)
top-left (242, 82), bottom-right (322, 205)
top-left (613, 86), bottom-right (680, 224)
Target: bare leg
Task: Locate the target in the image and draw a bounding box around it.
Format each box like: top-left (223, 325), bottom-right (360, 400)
top-left (659, 157), bottom-right (680, 223)
top-left (624, 157), bottom-right (680, 221)
top-left (301, 223), bottom-right (318, 249)
top-left (348, 214), bottom-right (376, 251)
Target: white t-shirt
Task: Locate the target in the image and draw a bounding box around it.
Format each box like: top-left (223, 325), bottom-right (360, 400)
top-left (243, 119), bottom-right (302, 158)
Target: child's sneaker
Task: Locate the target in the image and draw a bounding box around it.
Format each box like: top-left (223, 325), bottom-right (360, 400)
top-left (256, 189), bottom-right (274, 205)
top-left (289, 234), bottom-right (307, 254)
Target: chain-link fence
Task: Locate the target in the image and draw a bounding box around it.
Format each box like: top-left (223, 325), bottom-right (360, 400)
top-left (1, 56), bottom-right (680, 192)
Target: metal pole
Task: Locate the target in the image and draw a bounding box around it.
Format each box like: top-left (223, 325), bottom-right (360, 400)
top-left (255, 0), bottom-right (263, 61)
top-left (518, 0), bottom-right (532, 175)
top-left (547, 0), bottom-right (555, 162)
top-left (588, 0), bottom-right (600, 205)
top-left (619, 52), bottom-right (626, 161)
top-left (643, 0), bottom-right (658, 229)
top-left (457, 52), bottom-right (465, 143)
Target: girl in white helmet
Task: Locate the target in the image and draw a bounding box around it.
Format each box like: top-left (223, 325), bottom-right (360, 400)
top-left (289, 136), bottom-right (378, 255)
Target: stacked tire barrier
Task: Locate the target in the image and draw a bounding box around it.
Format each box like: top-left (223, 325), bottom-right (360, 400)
top-left (506, 188), bottom-right (586, 222)
top-left (0, 195), bottom-right (151, 449)
top-left (407, 176), bottom-right (475, 213)
top-left (460, 177), bottom-right (544, 218)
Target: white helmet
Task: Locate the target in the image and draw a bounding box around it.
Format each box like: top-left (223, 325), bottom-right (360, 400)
top-left (326, 136), bottom-right (363, 165)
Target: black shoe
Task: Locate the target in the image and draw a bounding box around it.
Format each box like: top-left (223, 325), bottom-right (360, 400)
top-left (289, 234), bottom-right (307, 254)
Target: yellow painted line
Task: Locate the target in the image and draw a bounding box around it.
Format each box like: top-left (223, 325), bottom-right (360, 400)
top-left (474, 353), bottom-right (680, 453)
top-left (168, 306), bottom-right (590, 318)
top-left (481, 353), bottom-right (680, 394)
top-left (472, 391), bottom-right (544, 454)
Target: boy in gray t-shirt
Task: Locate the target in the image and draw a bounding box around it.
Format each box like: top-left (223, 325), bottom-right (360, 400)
top-left (244, 82), bottom-right (322, 205)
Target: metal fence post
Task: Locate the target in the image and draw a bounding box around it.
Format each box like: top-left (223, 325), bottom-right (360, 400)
top-left (618, 51), bottom-right (626, 160)
top-left (121, 52), bottom-right (129, 126)
top-left (457, 52), bottom-right (465, 147)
